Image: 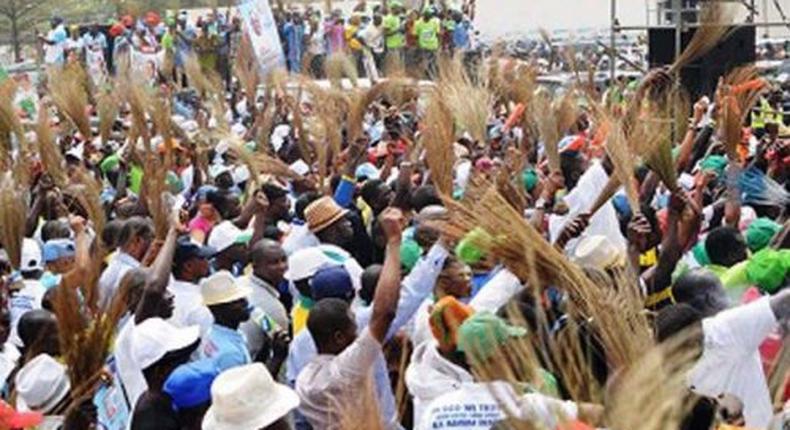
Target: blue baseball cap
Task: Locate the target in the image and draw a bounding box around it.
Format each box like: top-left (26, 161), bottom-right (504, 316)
top-left (310, 266), bottom-right (354, 302)
top-left (164, 359), bottom-right (220, 410)
top-left (174, 238), bottom-right (217, 268)
top-left (42, 239), bottom-right (76, 264)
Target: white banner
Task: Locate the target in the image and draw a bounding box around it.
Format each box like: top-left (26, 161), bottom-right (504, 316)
top-left (237, 0), bottom-right (285, 75)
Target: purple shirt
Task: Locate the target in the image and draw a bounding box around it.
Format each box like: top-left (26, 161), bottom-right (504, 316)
top-left (325, 22), bottom-right (346, 54)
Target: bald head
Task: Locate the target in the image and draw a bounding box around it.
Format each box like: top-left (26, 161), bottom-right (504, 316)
top-left (251, 239), bottom-right (288, 285)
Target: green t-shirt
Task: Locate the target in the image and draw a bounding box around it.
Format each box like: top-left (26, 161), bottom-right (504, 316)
top-left (0, 65), bottom-right (7, 83)
top-left (414, 18), bottom-right (441, 51)
top-left (707, 261), bottom-right (751, 300)
top-left (129, 164), bottom-right (144, 195)
top-left (383, 14), bottom-right (405, 49)
top-left (162, 32), bottom-right (175, 51)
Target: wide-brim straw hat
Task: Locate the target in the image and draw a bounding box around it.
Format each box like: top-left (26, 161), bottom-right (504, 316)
top-left (304, 196), bottom-right (349, 234)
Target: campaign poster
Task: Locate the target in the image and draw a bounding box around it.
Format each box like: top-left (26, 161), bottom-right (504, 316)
top-left (237, 0), bottom-right (285, 75)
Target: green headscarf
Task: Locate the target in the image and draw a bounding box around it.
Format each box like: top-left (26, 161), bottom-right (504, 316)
top-left (747, 248), bottom-right (790, 294)
top-left (700, 155), bottom-right (728, 179)
top-left (745, 218), bottom-right (781, 252)
top-left (457, 312), bottom-right (527, 364)
top-left (455, 228), bottom-right (490, 266)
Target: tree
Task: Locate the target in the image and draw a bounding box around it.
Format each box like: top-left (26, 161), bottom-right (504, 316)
top-left (0, 0), bottom-right (113, 63)
top-left (0, 0), bottom-right (46, 62)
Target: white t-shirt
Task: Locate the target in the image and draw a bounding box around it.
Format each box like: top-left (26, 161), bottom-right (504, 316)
top-left (44, 25), bottom-right (68, 64)
top-left (113, 319), bottom-right (147, 407)
top-left (168, 280), bottom-right (213, 337)
top-left (361, 24), bottom-right (385, 54)
top-left (9, 280), bottom-right (47, 347)
top-left (417, 382), bottom-right (578, 430)
top-left (687, 296), bottom-right (778, 428)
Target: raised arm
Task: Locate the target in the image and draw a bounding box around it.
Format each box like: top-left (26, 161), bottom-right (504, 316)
top-left (369, 208), bottom-right (404, 343)
top-left (135, 214), bottom-right (179, 323)
top-left (60, 216), bottom-right (91, 291)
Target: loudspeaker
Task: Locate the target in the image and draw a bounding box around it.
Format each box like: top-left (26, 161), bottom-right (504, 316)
top-left (648, 26), bottom-right (756, 100)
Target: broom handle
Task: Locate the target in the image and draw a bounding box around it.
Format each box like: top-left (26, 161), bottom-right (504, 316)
top-left (588, 174), bottom-right (621, 216)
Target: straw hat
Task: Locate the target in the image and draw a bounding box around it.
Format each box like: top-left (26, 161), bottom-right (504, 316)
top-left (200, 270), bottom-right (252, 307)
top-left (202, 363), bottom-right (299, 430)
top-left (572, 235), bottom-right (626, 271)
top-left (304, 197), bottom-right (349, 234)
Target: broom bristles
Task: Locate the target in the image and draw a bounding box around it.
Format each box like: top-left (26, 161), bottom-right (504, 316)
top-left (96, 85), bottom-right (120, 145)
top-left (325, 52), bottom-right (359, 89)
top-left (0, 81), bottom-right (28, 160)
top-left (422, 93), bottom-right (456, 196)
top-left (670, 0), bottom-right (735, 73)
top-left (718, 65), bottom-right (769, 161)
top-left (441, 179), bottom-right (653, 369)
top-left (0, 177), bottom-right (27, 269)
top-left (36, 106), bottom-right (69, 188)
top-left (49, 66), bottom-right (92, 139)
top-left (437, 55), bottom-right (493, 144)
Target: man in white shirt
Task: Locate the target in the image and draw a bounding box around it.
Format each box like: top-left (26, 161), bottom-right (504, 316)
top-left (295, 208), bottom-right (405, 430)
top-left (99, 217), bottom-right (154, 309)
top-left (360, 15), bottom-right (385, 78)
top-left (657, 288), bottom-right (790, 428)
top-left (39, 17), bottom-right (68, 65)
top-left (8, 239), bottom-right (46, 348)
top-left (168, 239), bottom-right (215, 336)
top-left (688, 292), bottom-right (788, 428)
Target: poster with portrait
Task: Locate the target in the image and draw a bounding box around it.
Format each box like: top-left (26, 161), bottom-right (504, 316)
top-left (237, 0), bottom-right (285, 75)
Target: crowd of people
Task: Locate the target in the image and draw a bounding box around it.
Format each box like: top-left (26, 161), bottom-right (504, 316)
top-left (29, 0), bottom-right (478, 91)
top-left (0, 1), bottom-right (789, 430)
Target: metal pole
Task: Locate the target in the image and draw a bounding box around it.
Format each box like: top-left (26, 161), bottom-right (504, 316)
top-left (674, 0), bottom-right (683, 66)
top-left (610, 0), bottom-right (617, 81)
top-left (763, 0), bottom-right (769, 37)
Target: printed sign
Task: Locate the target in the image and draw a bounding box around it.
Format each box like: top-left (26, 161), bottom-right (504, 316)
top-left (237, 0), bottom-right (285, 75)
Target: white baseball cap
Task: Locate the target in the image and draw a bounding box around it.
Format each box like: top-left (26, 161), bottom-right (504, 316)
top-left (131, 318), bottom-right (200, 371)
top-left (284, 247), bottom-right (339, 282)
top-left (207, 221), bottom-right (252, 253)
top-left (15, 354), bottom-right (71, 414)
top-left (20, 238), bottom-right (43, 273)
top-left (202, 363), bottom-right (299, 430)
top-left (200, 270), bottom-right (252, 307)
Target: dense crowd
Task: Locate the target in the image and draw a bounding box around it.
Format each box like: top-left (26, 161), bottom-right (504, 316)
top-left (0, 2), bottom-right (788, 430)
top-left (30, 0), bottom-right (478, 89)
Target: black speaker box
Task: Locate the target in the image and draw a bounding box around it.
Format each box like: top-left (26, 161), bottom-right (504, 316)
top-left (648, 26), bottom-right (756, 100)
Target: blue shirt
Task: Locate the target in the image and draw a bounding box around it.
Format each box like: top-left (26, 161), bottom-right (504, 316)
top-left (199, 324), bottom-right (251, 371)
top-left (452, 21), bottom-right (471, 51)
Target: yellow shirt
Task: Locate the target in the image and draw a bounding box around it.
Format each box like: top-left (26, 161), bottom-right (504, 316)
top-left (291, 298), bottom-right (313, 336)
top-left (345, 25), bottom-right (363, 51)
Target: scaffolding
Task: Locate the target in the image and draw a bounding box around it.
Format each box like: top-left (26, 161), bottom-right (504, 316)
top-left (608, 0), bottom-right (790, 80)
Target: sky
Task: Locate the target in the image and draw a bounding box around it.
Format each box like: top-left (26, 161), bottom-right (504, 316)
top-left (470, 0), bottom-right (789, 39)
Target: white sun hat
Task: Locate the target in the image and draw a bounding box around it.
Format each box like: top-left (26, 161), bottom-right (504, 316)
top-left (572, 234), bottom-right (626, 271)
top-left (131, 318), bottom-right (200, 371)
top-left (15, 354), bottom-right (71, 414)
top-left (202, 363), bottom-right (299, 430)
